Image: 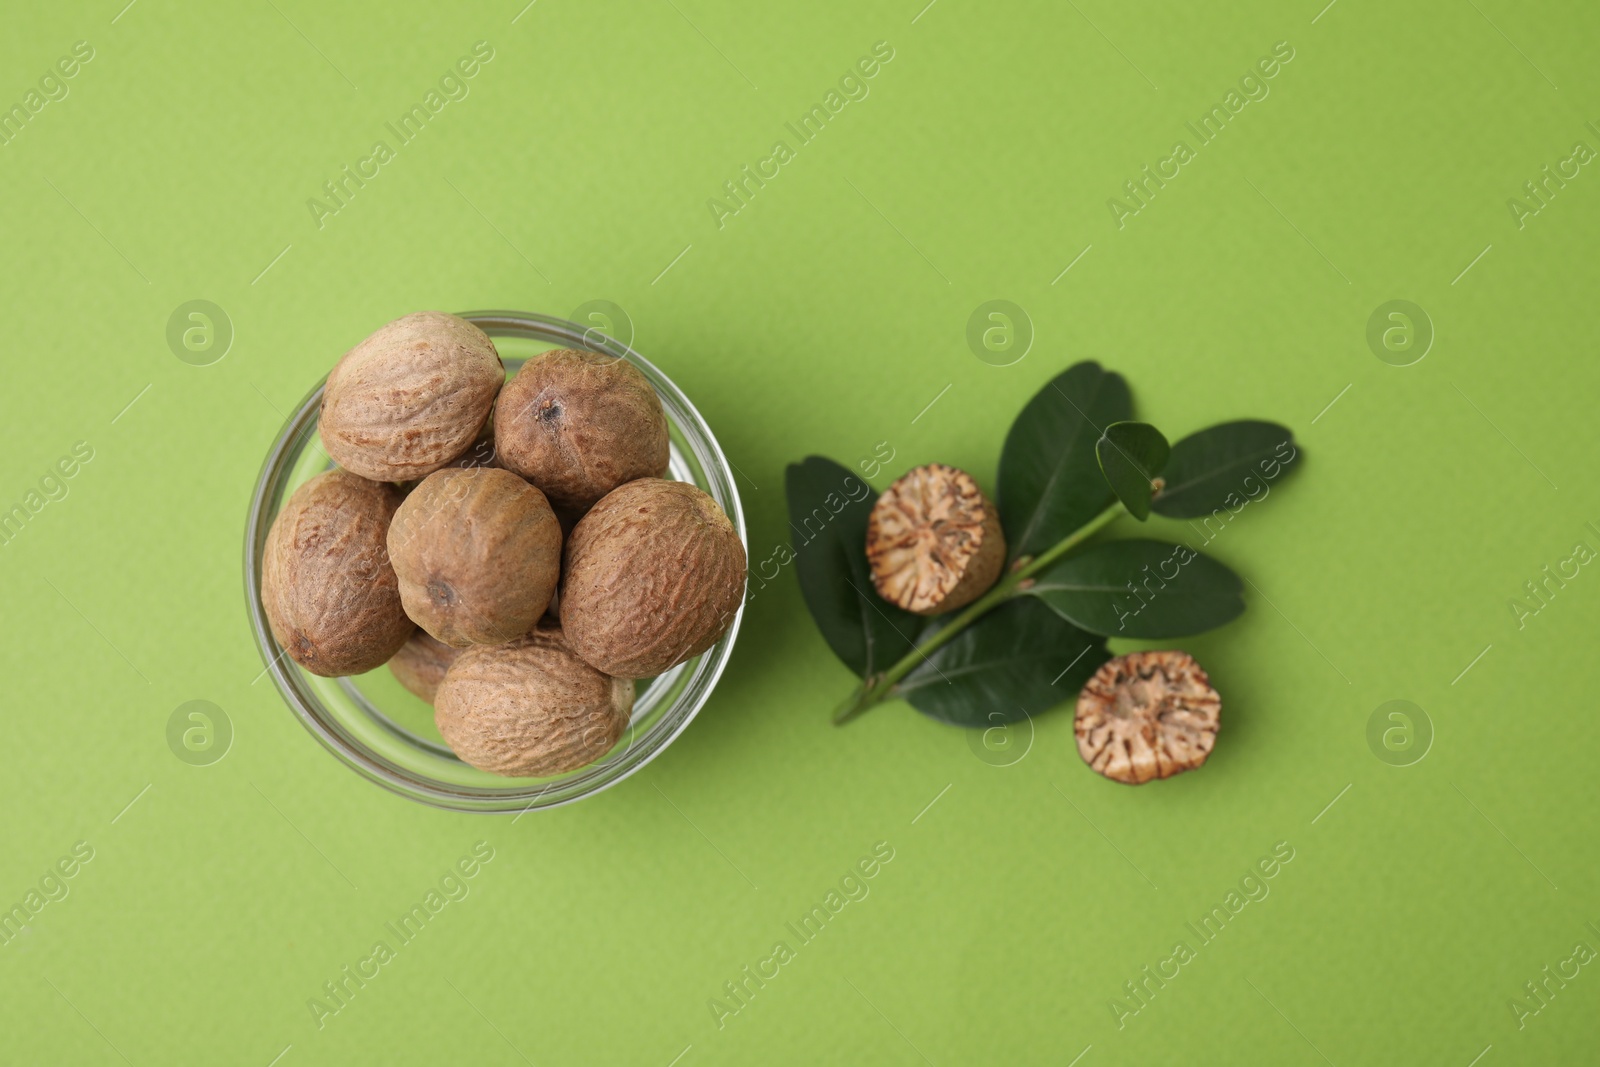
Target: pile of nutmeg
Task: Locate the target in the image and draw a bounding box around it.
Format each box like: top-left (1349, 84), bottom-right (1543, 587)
top-left (261, 312), bottom-right (747, 777)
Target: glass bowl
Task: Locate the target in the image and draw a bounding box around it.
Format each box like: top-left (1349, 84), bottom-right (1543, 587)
top-left (243, 310), bottom-right (746, 813)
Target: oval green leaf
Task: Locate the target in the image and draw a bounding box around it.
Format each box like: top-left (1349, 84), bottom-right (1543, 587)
top-left (998, 362), bottom-right (1132, 561)
top-left (1151, 420), bottom-right (1301, 519)
top-left (785, 456), bottom-right (921, 679)
top-left (1095, 421), bottom-right (1170, 521)
top-left (896, 597), bottom-right (1109, 727)
top-left (1027, 538), bottom-right (1245, 638)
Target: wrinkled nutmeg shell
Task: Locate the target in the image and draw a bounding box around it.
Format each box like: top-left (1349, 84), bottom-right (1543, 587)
top-left (561, 478), bottom-right (745, 678)
top-left (434, 626), bottom-right (633, 777)
top-left (261, 470), bottom-right (414, 677)
top-left (1075, 650), bottom-right (1221, 785)
top-left (387, 630), bottom-right (460, 704)
top-left (320, 311), bottom-right (504, 482)
top-left (494, 348), bottom-right (670, 510)
top-left (866, 463), bottom-right (1005, 615)
top-left (388, 467), bottom-right (562, 648)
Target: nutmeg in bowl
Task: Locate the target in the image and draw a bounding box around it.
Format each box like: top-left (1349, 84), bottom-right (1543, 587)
top-left (245, 310), bottom-right (746, 812)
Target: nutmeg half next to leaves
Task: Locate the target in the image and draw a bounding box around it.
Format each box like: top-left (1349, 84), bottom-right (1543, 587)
top-left (387, 467), bottom-right (562, 648)
top-left (320, 311), bottom-right (504, 482)
top-left (387, 630), bottom-right (460, 704)
top-left (494, 348), bottom-right (670, 511)
top-left (261, 470), bottom-right (415, 677)
top-left (866, 463), bottom-right (1005, 615)
top-left (434, 626), bottom-right (633, 777)
top-left (561, 478), bottom-right (746, 678)
top-left (1074, 651), bottom-right (1221, 785)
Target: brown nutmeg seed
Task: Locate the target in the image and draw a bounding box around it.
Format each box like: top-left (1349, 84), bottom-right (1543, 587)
top-left (387, 630), bottom-right (460, 704)
top-left (434, 626), bottom-right (633, 777)
top-left (561, 478), bottom-right (745, 678)
top-left (387, 467), bottom-right (562, 648)
top-left (494, 348), bottom-right (669, 510)
top-left (1075, 651), bottom-right (1221, 785)
top-left (320, 311), bottom-right (504, 482)
top-left (866, 463), bottom-right (1005, 615)
top-left (261, 470), bottom-right (414, 677)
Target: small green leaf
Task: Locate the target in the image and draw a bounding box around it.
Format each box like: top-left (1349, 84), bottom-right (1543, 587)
top-left (1027, 538), bottom-right (1245, 638)
top-left (785, 457), bottom-right (921, 679)
top-left (1095, 421), bottom-right (1170, 521)
top-left (1151, 421), bottom-right (1301, 519)
top-left (896, 597), bottom-right (1109, 727)
top-left (998, 362), bottom-right (1133, 561)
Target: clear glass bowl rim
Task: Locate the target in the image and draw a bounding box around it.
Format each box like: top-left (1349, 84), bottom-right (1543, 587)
top-left (242, 309), bottom-right (746, 814)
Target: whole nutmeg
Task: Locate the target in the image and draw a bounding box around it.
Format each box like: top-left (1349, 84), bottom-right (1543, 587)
top-left (561, 478), bottom-right (745, 678)
top-left (388, 630), bottom-right (460, 704)
top-left (387, 467), bottom-right (562, 648)
top-left (866, 463), bottom-right (1005, 615)
top-left (494, 348), bottom-right (670, 510)
top-left (320, 311), bottom-right (504, 482)
top-left (261, 470), bottom-right (414, 676)
top-left (434, 626), bottom-right (633, 777)
top-left (1075, 651), bottom-right (1221, 785)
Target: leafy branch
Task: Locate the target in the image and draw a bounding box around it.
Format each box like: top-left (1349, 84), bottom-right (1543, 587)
top-left (785, 362), bottom-right (1302, 729)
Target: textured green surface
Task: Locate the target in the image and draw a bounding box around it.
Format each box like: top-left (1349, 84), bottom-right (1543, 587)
top-left (3, 1), bottom-right (1599, 1063)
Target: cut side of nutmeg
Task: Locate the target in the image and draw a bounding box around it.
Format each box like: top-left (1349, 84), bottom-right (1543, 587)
top-left (866, 463), bottom-right (1005, 615)
top-left (1075, 651), bottom-right (1220, 785)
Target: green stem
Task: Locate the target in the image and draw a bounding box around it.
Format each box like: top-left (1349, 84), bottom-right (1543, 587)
top-left (832, 500), bottom-right (1127, 725)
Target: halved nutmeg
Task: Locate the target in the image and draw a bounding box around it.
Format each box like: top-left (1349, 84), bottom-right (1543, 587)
top-left (1075, 651), bottom-right (1220, 785)
top-left (866, 463), bottom-right (1005, 615)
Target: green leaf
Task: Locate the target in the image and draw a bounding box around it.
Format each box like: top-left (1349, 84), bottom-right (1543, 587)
top-left (1027, 538), bottom-right (1245, 638)
top-left (998, 362), bottom-right (1132, 561)
top-left (1151, 420), bottom-right (1301, 519)
top-left (1096, 421), bottom-right (1170, 521)
top-left (785, 457), bottom-right (921, 679)
top-left (896, 597), bottom-right (1109, 727)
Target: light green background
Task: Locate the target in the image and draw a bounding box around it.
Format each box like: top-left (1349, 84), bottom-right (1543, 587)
top-left (3, 1), bottom-right (1598, 1063)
